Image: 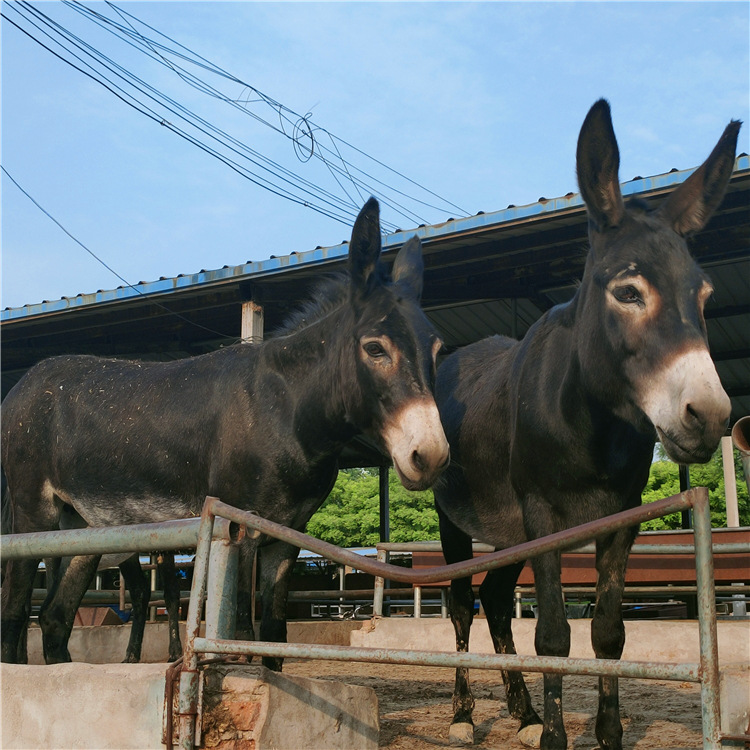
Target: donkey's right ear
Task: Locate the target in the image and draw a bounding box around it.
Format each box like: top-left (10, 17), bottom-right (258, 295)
top-left (349, 197), bottom-right (383, 298)
top-left (576, 99), bottom-right (625, 233)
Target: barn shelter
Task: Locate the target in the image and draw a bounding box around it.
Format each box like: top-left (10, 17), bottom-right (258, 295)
top-left (3, 155), bottom-right (749, 472)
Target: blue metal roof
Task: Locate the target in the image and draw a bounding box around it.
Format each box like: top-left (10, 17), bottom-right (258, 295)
top-left (3, 155), bottom-right (748, 323)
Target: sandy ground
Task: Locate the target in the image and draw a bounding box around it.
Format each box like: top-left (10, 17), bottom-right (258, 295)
top-left (284, 659), bottom-right (703, 749)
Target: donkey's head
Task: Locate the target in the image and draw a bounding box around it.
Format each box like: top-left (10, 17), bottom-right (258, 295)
top-left (345, 198), bottom-right (449, 490)
top-left (576, 99), bottom-right (739, 463)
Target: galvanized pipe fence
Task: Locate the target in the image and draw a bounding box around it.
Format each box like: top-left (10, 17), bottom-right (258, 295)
top-left (0, 487), bottom-right (738, 749)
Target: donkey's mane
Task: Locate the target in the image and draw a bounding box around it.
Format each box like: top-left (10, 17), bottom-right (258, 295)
top-left (272, 273), bottom-right (351, 337)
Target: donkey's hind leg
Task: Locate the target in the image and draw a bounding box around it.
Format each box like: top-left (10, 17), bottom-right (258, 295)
top-left (480, 563), bottom-right (543, 746)
top-left (159, 553), bottom-right (183, 661)
top-left (438, 510), bottom-right (477, 746)
top-left (1, 488), bottom-right (60, 663)
top-left (0, 557), bottom-right (40, 663)
top-left (119, 554), bottom-right (150, 663)
top-left (592, 527), bottom-right (637, 750)
top-left (39, 553), bottom-right (101, 663)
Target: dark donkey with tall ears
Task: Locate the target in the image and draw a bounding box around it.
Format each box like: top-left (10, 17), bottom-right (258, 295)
top-left (1, 196), bottom-right (450, 665)
top-left (434, 100), bottom-right (739, 750)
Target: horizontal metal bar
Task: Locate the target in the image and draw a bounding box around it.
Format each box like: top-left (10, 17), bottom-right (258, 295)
top-left (378, 541), bottom-right (749, 555)
top-left (0, 518), bottom-right (202, 560)
top-left (193, 637), bottom-right (700, 682)
top-left (207, 491), bottom-right (700, 585)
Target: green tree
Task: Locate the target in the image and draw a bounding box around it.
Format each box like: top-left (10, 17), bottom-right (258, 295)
top-left (306, 468), bottom-right (440, 547)
top-left (641, 444), bottom-right (749, 530)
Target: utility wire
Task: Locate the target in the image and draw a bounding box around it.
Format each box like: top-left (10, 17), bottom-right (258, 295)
top-left (1, 165), bottom-right (240, 341)
top-left (4, 4), bottom-right (361, 226)
top-left (62, 0), bottom-right (469, 221)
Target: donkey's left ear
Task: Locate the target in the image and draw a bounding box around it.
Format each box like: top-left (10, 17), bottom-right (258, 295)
top-left (576, 99), bottom-right (625, 232)
top-left (391, 236), bottom-right (424, 300)
top-left (349, 197), bottom-right (384, 298)
top-left (657, 120), bottom-right (741, 236)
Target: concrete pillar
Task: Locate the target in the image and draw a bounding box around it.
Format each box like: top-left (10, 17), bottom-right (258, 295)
top-left (722, 436), bottom-right (740, 529)
top-left (242, 300), bottom-right (264, 344)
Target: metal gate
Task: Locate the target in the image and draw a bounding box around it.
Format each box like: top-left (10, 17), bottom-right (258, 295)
top-left (1, 488), bottom-right (742, 749)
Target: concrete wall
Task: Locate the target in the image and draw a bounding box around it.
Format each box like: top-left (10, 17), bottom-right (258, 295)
top-left (24, 619), bottom-right (362, 665)
top-left (7, 618), bottom-right (749, 747)
top-left (351, 617), bottom-right (750, 664)
top-left (1, 661), bottom-right (378, 750)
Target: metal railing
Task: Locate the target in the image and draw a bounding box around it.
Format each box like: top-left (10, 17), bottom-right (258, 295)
top-left (372, 531), bottom-right (750, 619)
top-left (0, 488), bottom-right (735, 749)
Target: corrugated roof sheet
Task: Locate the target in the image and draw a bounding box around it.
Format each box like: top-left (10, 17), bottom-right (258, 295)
top-left (4, 155), bottom-right (747, 322)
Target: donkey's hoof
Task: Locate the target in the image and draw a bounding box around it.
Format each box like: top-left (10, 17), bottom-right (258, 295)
top-left (517, 723), bottom-right (543, 748)
top-left (448, 722), bottom-right (474, 745)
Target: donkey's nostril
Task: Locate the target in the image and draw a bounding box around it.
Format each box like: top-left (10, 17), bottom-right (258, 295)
top-left (411, 449), bottom-right (426, 473)
top-left (685, 402), bottom-right (702, 427)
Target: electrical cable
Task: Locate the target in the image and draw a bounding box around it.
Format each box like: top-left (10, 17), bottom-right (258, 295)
top-left (1, 164), bottom-right (241, 342)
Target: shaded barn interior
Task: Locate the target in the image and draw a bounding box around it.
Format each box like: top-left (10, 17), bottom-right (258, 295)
top-left (3, 157), bottom-right (749, 471)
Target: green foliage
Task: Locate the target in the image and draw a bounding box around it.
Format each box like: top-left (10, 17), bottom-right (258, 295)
top-left (308, 444), bottom-right (749, 546)
top-left (306, 468), bottom-right (439, 547)
top-left (641, 444), bottom-right (749, 530)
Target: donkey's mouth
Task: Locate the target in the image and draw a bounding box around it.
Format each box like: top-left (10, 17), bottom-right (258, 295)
top-left (392, 459), bottom-right (439, 492)
top-left (656, 428), bottom-right (716, 465)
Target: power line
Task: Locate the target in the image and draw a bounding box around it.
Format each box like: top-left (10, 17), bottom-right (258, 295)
top-left (4, 3), bottom-right (363, 227)
top-left (59, 0), bottom-right (469, 222)
top-left (1, 165), bottom-right (240, 341)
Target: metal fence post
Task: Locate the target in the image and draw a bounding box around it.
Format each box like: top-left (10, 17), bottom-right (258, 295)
top-left (691, 488), bottom-right (721, 750)
top-left (178, 499), bottom-right (218, 750)
top-left (205, 517), bottom-right (241, 655)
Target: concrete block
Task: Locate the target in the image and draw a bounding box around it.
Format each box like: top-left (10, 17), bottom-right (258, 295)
top-left (1, 662), bottom-right (167, 749)
top-left (199, 664), bottom-right (378, 750)
top-left (351, 617), bottom-right (750, 664)
top-left (721, 663), bottom-right (750, 739)
top-left (1, 661), bottom-right (378, 750)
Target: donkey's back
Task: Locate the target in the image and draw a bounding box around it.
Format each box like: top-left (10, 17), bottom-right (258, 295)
top-left (1, 346), bottom-right (257, 525)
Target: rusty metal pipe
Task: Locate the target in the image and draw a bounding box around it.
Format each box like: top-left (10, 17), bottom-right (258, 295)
top-left (206, 491), bottom-right (699, 586)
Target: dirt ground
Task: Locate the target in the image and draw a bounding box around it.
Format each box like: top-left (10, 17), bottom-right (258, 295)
top-left (284, 659), bottom-right (703, 749)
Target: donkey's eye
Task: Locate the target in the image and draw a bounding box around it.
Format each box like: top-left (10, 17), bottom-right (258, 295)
top-left (613, 285), bottom-right (643, 304)
top-left (364, 341), bottom-right (386, 358)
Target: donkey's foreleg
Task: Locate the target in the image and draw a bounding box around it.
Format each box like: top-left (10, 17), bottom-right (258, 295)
top-left (447, 574), bottom-right (476, 746)
top-left (235, 536), bottom-right (259, 644)
top-left (0, 558), bottom-right (40, 663)
top-left (480, 564), bottom-right (542, 747)
top-left (592, 528), bottom-right (637, 750)
top-left (257, 540), bottom-right (299, 672)
top-left (531, 550), bottom-right (570, 750)
top-left (438, 510), bottom-right (478, 746)
top-left (39, 553), bottom-right (101, 664)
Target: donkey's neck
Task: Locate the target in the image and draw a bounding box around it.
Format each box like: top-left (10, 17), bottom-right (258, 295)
top-left (263, 310), bottom-right (359, 456)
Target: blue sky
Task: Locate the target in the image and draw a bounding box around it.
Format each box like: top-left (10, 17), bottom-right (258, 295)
top-left (2, 1), bottom-right (748, 311)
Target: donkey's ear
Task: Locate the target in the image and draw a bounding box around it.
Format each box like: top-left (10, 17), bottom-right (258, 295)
top-left (349, 197), bottom-right (383, 297)
top-left (657, 120), bottom-right (741, 237)
top-left (576, 99), bottom-right (625, 232)
top-left (391, 236), bottom-right (424, 300)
